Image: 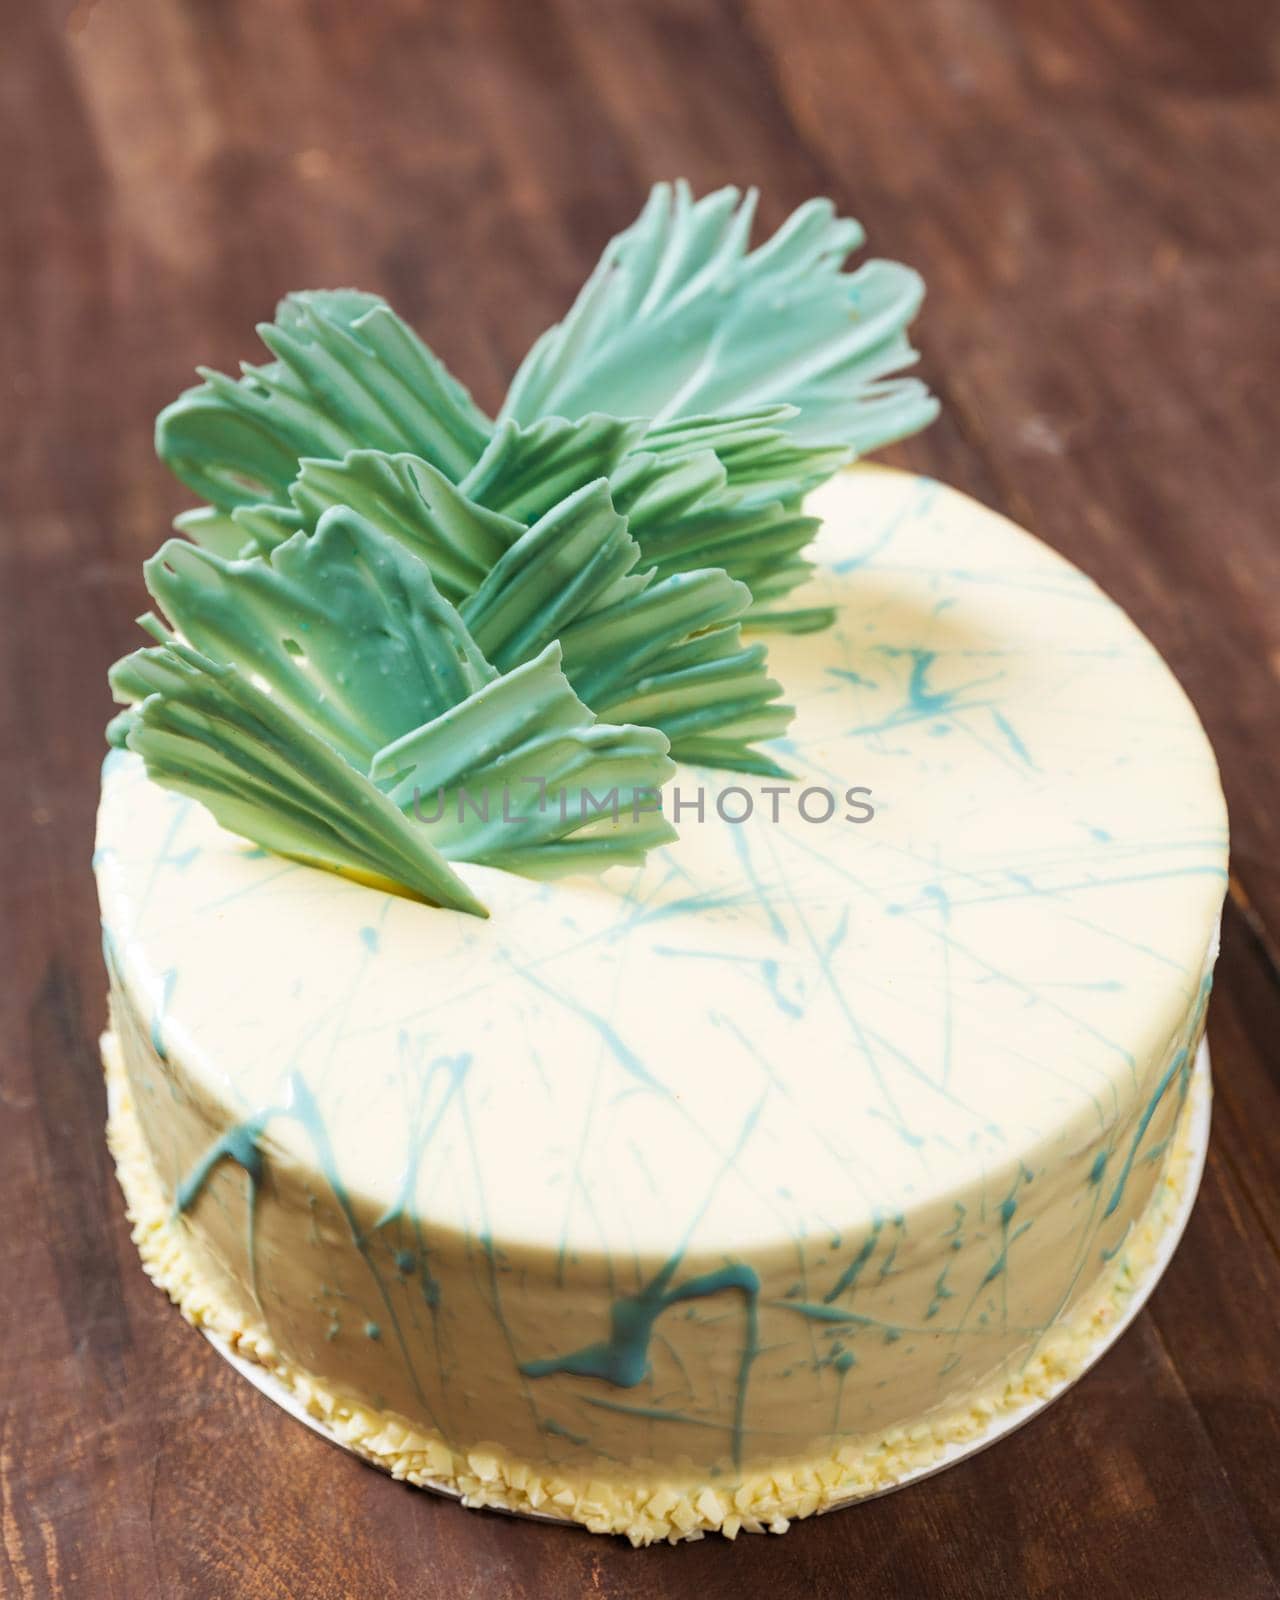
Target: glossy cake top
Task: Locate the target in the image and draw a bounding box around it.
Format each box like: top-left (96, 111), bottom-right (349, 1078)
top-left (96, 468), bottom-right (1228, 1257)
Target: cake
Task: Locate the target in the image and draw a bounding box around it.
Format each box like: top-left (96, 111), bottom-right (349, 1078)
top-left (96, 185), bottom-right (1228, 1544)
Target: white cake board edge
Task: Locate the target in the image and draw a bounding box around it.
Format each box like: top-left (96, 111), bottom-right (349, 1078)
top-left (201, 1041), bottom-right (1212, 1530)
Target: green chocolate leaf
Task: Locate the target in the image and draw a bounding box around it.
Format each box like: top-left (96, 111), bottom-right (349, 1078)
top-left (741, 605), bottom-right (839, 635)
top-left (112, 508), bottom-right (681, 907)
top-left (499, 182), bottom-right (938, 453)
top-left (452, 408), bottom-right (841, 617)
top-left (456, 478), bottom-right (794, 769)
top-left (156, 290), bottom-right (494, 513)
top-left (611, 450), bottom-right (822, 602)
top-left (459, 480), bottom-right (648, 668)
top-left (109, 640), bottom-right (488, 915)
top-left (142, 507), bottom-right (496, 770)
top-left (459, 413), bottom-right (647, 525)
top-left (370, 643), bottom-right (677, 874)
top-left (639, 407), bottom-right (850, 497)
top-left (287, 451), bottom-right (521, 602)
top-left (558, 572), bottom-right (791, 774)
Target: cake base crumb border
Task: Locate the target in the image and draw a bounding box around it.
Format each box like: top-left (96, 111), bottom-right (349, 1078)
top-left (103, 1029), bottom-right (1211, 1547)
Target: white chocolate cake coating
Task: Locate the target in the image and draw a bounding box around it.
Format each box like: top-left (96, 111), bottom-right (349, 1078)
top-left (97, 468), bottom-right (1227, 1537)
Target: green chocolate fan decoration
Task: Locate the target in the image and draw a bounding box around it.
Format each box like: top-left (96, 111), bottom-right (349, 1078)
top-left (157, 182), bottom-right (934, 624)
top-left (109, 508), bottom-right (676, 915)
top-left (111, 182), bottom-right (936, 911)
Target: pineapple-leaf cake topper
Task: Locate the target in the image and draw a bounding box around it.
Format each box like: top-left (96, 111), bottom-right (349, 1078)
top-left (109, 182), bottom-right (936, 914)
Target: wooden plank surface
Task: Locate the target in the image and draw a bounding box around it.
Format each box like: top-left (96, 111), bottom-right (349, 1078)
top-left (2, 0), bottom-right (1277, 1594)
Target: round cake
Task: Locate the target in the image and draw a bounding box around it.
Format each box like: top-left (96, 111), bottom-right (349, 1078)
top-left (97, 465), bottom-right (1227, 1544)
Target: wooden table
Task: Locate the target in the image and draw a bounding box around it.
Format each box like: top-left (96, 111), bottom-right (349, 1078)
top-left (3, 1), bottom-right (1277, 1594)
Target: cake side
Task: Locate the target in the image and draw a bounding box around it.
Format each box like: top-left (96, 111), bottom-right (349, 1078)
top-left (103, 1022), bottom-right (1212, 1543)
top-left (95, 467), bottom-right (1228, 1533)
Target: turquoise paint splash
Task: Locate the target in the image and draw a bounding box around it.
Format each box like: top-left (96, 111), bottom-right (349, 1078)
top-left (1101, 974), bottom-right (1211, 1225)
top-left (1103, 1044), bottom-right (1193, 1220)
top-left (761, 958), bottom-right (803, 1018)
top-left (174, 1066), bottom-right (463, 1430)
top-left (175, 1106), bottom-right (274, 1306)
top-left (370, 1050), bottom-right (471, 1317)
top-left (926, 1263), bottom-right (955, 1320)
top-left (520, 1257), bottom-right (761, 1467)
top-left (541, 1418), bottom-right (591, 1447)
top-left (779, 1300), bottom-right (875, 1326)
top-left (510, 961), bottom-right (672, 1096)
top-left (823, 1216), bottom-right (883, 1303)
top-left (175, 1118), bottom-right (269, 1213)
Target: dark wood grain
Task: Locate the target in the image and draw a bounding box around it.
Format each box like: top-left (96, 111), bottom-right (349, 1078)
top-left (2, 0), bottom-right (1277, 1594)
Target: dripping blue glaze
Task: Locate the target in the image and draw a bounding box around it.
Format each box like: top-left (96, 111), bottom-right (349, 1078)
top-left (896, 648), bottom-right (956, 716)
top-left (823, 1216), bottom-right (883, 1303)
top-left (370, 1051), bottom-right (470, 1319)
top-left (284, 1072), bottom-right (440, 1417)
top-left (1103, 1043), bottom-right (1193, 1219)
top-left (848, 647), bottom-right (1002, 738)
top-left (829, 478), bottom-right (934, 575)
top-left (777, 1301), bottom-right (1026, 1341)
top-left (926, 1263), bottom-right (955, 1320)
top-left (1140, 1136), bottom-right (1171, 1168)
top-left (176, 1070), bottom-right (445, 1426)
top-left (174, 1106), bottom-right (274, 1307)
top-left (629, 887), bottom-right (755, 929)
top-left (991, 708), bottom-right (1035, 768)
top-left (510, 961), bottom-right (671, 1096)
top-left (780, 1301), bottom-right (875, 1326)
top-left (541, 1418), bottom-right (590, 1447)
top-left (582, 1397), bottom-right (725, 1429)
top-left (761, 959), bottom-right (803, 1019)
top-left (980, 1176), bottom-right (1029, 1292)
top-left (727, 823), bottom-right (788, 944)
top-left (175, 1116), bottom-right (269, 1213)
top-left (520, 1258), bottom-right (761, 1467)
top-left (825, 905), bottom-right (850, 958)
top-left (825, 1343), bottom-right (853, 1451)
top-left (1101, 1222), bottom-right (1133, 1262)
